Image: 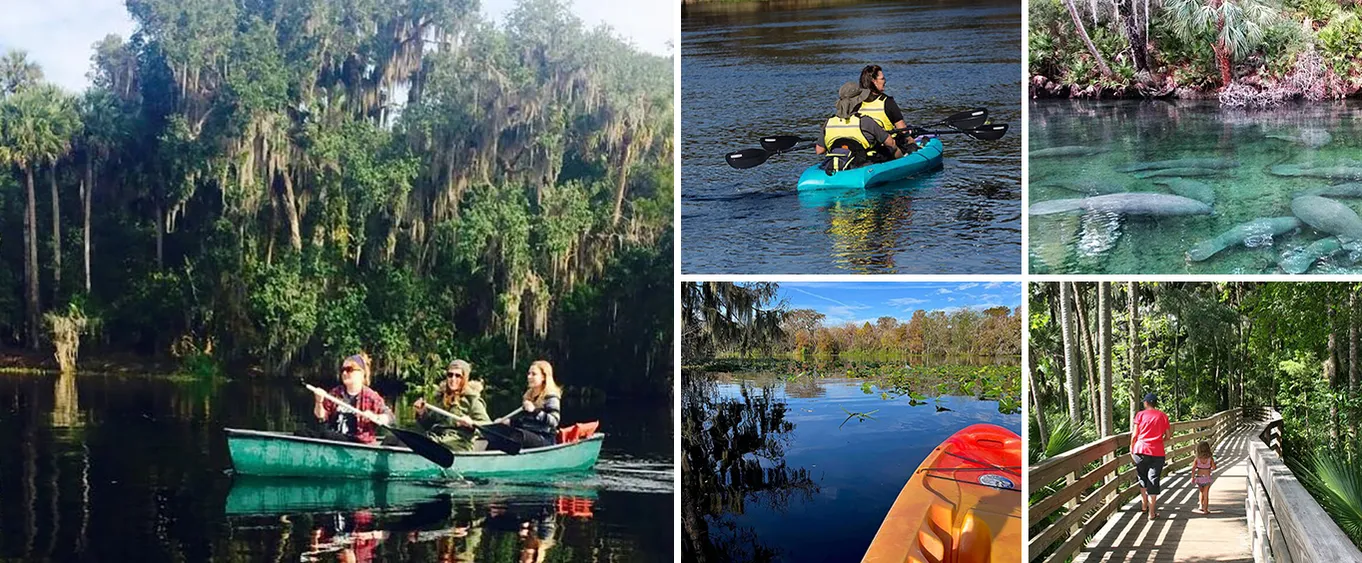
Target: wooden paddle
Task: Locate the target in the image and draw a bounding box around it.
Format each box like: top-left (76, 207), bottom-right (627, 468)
top-left (422, 402), bottom-right (527, 455)
top-left (306, 383), bottom-right (455, 468)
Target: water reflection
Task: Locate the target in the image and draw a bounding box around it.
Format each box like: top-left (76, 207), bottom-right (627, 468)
top-left (0, 373), bottom-right (673, 562)
top-left (681, 373), bottom-right (819, 562)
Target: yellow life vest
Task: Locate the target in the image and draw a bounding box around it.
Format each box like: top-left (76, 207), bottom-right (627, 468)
top-left (858, 95), bottom-right (893, 132)
top-left (824, 116), bottom-right (872, 150)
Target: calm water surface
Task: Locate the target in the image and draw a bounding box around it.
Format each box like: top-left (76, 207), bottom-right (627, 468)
top-left (681, 370), bottom-right (1020, 562)
top-left (0, 373), bottom-right (673, 562)
top-left (1030, 99), bottom-right (1362, 274)
top-left (681, 0), bottom-right (1022, 274)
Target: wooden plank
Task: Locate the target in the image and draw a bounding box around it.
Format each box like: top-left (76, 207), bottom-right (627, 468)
top-left (1029, 451), bottom-right (1126, 522)
top-left (1032, 434), bottom-right (1126, 487)
top-left (1030, 466), bottom-right (1133, 557)
top-left (1046, 486), bottom-right (1142, 563)
top-left (1247, 422), bottom-right (1362, 560)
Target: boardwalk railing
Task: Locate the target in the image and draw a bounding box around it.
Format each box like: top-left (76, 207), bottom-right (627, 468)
top-left (1029, 408), bottom-right (1242, 563)
top-left (1245, 407), bottom-right (1362, 562)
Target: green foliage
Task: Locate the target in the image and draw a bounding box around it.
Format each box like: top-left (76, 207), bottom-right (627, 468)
top-left (0, 0), bottom-right (673, 398)
top-left (1293, 449), bottom-right (1362, 545)
top-left (1318, 11), bottom-right (1362, 75)
top-left (1287, 0), bottom-right (1342, 23)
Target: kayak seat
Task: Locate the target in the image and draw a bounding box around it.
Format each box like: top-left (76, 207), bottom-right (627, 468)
top-left (557, 421), bottom-right (601, 444)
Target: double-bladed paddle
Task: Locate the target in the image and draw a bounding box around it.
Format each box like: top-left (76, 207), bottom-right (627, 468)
top-left (727, 108), bottom-right (1007, 170)
top-left (422, 402), bottom-right (528, 455)
top-left (305, 383), bottom-right (456, 468)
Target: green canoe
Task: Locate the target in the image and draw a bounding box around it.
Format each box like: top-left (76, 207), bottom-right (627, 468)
top-left (225, 475), bottom-right (599, 515)
top-left (226, 428), bottom-right (604, 480)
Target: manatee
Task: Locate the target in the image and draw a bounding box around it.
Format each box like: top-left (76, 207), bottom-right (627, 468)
top-left (1036, 180), bottom-right (1126, 195)
top-left (1267, 128), bottom-right (1333, 148)
top-left (1029, 193), bottom-right (1213, 217)
top-left (1301, 183), bottom-right (1362, 198)
top-left (1155, 178), bottom-right (1215, 205)
top-left (1185, 217), bottom-right (1301, 261)
top-left (1132, 167), bottom-right (1224, 179)
top-left (1269, 165), bottom-right (1362, 181)
top-left (1280, 237), bottom-right (1343, 274)
top-left (1121, 158), bottom-right (1238, 172)
top-left (1031, 145), bottom-right (1105, 158)
top-left (1291, 195), bottom-right (1362, 239)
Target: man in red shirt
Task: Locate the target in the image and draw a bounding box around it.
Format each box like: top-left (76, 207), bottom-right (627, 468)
top-left (1131, 392), bottom-right (1172, 520)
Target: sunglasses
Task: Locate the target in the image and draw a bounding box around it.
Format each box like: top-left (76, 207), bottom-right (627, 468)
top-left (342, 365), bottom-right (363, 374)
top-left (447, 371), bottom-right (465, 378)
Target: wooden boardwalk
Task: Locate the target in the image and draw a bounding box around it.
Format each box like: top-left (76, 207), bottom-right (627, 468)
top-left (1074, 425), bottom-right (1255, 563)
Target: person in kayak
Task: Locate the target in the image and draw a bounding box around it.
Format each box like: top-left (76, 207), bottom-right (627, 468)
top-left (1130, 392), bottom-right (1171, 520)
top-left (858, 64), bottom-right (910, 135)
top-left (815, 82), bottom-right (903, 172)
top-left (482, 360), bottom-right (562, 451)
top-left (306, 352), bottom-right (394, 444)
top-left (411, 359), bottom-right (491, 451)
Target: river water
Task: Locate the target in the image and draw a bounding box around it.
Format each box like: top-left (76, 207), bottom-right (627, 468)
top-left (681, 368), bottom-right (1021, 562)
top-left (1030, 99), bottom-right (1362, 274)
top-left (0, 372), bottom-right (673, 562)
top-left (681, 0), bottom-right (1022, 274)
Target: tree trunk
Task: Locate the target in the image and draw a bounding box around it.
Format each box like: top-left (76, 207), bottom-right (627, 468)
top-left (1029, 349), bottom-right (1050, 450)
top-left (83, 155), bottom-right (92, 293)
top-left (1073, 283), bottom-right (1100, 422)
top-left (611, 144), bottom-right (634, 227)
top-left (280, 169), bottom-right (303, 252)
top-left (1060, 282), bottom-right (1082, 422)
top-left (1128, 283), bottom-right (1143, 430)
top-left (24, 165), bottom-right (40, 349)
top-left (1098, 282), bottom-right (1113, 437)
top-left (155, 202), bottom-right (165, 270)
top-left (1328, 303), bottom-right (1340, 447)
top-left (50, 164), bottom-right (61, 300)
top-left (1116, 0), bottom-right (1150, 72)
top-left (1212, 0), bottom-right (1232, 86)
top-left (1062, 0), bottom-right (1114, 77)
top-left (1351, 289), bottom-right (1358, 395)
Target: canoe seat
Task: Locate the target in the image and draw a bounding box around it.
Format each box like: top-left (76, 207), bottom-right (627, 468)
top-left (557, 421), bottom-right (600, 444)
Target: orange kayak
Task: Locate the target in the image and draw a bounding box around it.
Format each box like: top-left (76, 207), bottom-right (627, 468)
top-left (862, 423), bottom-right (1022, 563)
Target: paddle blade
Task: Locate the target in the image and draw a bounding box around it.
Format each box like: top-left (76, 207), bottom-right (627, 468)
top-left (940, 108), bottom-right (988, 130)
top-left (726, 148), bottom-right (773, 169)
top-left (759, 135), bottom-right (812, 151)
top-left (965, 123), bottom-right (1008, 140)
top-left (388, 426), bottom-right (456, 468)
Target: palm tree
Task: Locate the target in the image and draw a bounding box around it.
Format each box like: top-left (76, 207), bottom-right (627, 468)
top-left (1099, 282), bottom-right (1113, 437)
top-left (1164, 0), bottom-right (1278, 87)
top-left (79, 89), bottom-right (126, 293)
top-left (1059, 281), bottom-right (1082, 422)
top-left (1062, 0), bottom-right (1113, 78)
top-left (44, 91), bottom-right (79, 300)
top-left (3, 83), bottom-right (71, 347)
top-left (0, 50), bottom-right (43, 96)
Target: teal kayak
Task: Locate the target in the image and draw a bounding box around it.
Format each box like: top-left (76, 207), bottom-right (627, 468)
top-left (797, 137), bottom-right (944, 191)
top-left (226, 428), bottom-right (604, 480)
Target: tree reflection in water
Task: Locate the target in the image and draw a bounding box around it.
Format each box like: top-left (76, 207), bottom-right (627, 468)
top-left (681, 372), bottom-right (819, 562)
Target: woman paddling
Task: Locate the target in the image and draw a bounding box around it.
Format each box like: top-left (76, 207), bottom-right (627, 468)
top-left (858, 64), bottom-right (909, 134)
top-left (412, 359), bottom-right (490, 451)
top-left (1131, 392), bottom-right (1171, 520)
top-left (482, 360), bottom-right (563, 451)
top-left (306, 353), bottom-right (394, 444)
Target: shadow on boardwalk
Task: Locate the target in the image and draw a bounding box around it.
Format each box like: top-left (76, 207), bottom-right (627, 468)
top-left (1075, 425), bottom-right (1255, 563)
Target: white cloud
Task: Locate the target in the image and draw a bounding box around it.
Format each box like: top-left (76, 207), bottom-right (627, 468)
top-left (888, 297), bottom-right (928, 306)
top-left (0, 0), bottom-right (136, 93)
top-left (955, 283), bottom-right (980, 290)
top-left (936, 288), bottom-right (952, 295)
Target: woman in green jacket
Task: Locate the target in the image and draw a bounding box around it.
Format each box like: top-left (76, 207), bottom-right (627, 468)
top-left (413, 359), bottom-right (490, 451)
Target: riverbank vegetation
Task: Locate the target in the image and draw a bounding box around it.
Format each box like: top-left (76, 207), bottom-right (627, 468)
top-left (1029, 0), bottom-right (1362, 105)
top-left (0, 0), bottom-right (673, 397)
top-left (1029, 282), bottom-right (1362, 548)
top-left (681, 282), bottom-right (1021, 362)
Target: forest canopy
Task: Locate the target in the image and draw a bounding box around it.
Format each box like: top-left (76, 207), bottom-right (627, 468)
top-left (0, 0), bottom-right (674, 396)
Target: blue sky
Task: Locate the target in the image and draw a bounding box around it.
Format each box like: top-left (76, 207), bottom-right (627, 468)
top-left (778, 282), bottom-right (1022, 326)
top-left (0, 0), bottom-right (673, 93)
